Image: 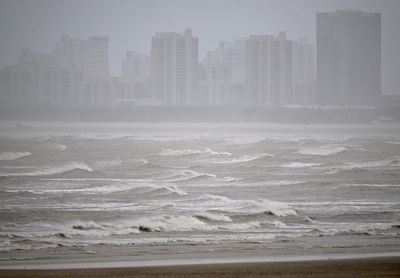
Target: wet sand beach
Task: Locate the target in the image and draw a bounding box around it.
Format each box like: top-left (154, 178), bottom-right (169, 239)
top-left (1, 257), bottom-right (400, 278)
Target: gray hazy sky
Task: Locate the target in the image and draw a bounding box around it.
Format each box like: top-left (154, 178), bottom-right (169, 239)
top-left (0, 0), bottom-right (399, 94)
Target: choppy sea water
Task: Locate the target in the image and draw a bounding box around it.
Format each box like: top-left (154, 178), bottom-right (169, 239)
top-left (0, 123), bottom-right (399, 259)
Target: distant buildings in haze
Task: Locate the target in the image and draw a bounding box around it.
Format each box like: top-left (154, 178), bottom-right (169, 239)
top-left (0, 10), bottom-right (382, 108)
top-left (316, 10), bottom-right (381, 105)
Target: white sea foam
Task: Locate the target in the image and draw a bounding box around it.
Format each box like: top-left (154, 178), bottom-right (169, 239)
top-left (194, 212), bottom-right (232, 222)
top-left (0, 162), bottom-right (93, 177)
top-left (297, 146), bottom-right (347, 156)
top-left (198, 194), bottom-right (232, 202)
top-left (147, 184), bottom-right (187, 196)
top-left (130, 215), bottom-right (267, 233)
top-left (46, 144), bottom-right (67, 151)
top-left (213, 153), bottom-right (274, 164)
top-left (223, 136), bottom-right (265, 146)
top-left (243, 199), bottom-right (297, 217)
top-left (281, 162), bottom-right (320, 168)
top-left (135, 159), bottom-right (149, 165)
top-left (183, 195), bottom-right (296, 217)
top-left (219, 221), bottom-right (262, 231)
top-left (386, 141), bottom-right (400, 145)
top-left (132, 215), bottom-right (210, 232)
top-left (6, 183), bottom-right (187, 196)
top-left (338, 183), bottom-right (400, 188)
top-left (160, 148), bottom-right (231, 157)
top-left (343, 158), bottom-right (400, 169)
top-left (215, 176), bottom-right (243, 182)
top-left (5, 184), bottom-right (132, 195)
top-left (163, 170), bottom-right (217, 182)
top-left (95, 160), bottom-right (123, 168)
top-left (0, 152), bottom-right (32, 161)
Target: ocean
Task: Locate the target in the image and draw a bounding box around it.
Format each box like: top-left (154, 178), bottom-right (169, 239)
top-left (0, 122), bottom-right (399, 261)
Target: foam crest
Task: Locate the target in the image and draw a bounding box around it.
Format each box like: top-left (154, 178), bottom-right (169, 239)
top-left (214, 153), bottom-right (273, 164)
top-left (190, 195), bottom-right (296, 217)
top-left (342, 157), bottom-right (400, 170)
top-left (338, 183), bottom-right (400, 188)
top-left (223, 136), bottom-right (265, 145)
top-left (199, 194), bottom-right (232, 202)
top-left (133, 215), bottom-right (209, 232)
top-left (281, 162), bottom-right (320, 168)
top-left (0, 152), bottom-right (32, 161)
top-left (164, 170), bottom-right (217, 182)
top-left (160, 148), bottom-right (231, 157)
top-left (1, 162), bottom-right (93, 177)
top-left (194, 212), bottom-right (232, 222)
top-left (147, 184), bottom-right (187, 196)
top-left (297, 146), bottom-right (347, 156)
top-left (245, 199), bottom-right (297, 217)
top-left (46, 144), bottom-right (67, 151)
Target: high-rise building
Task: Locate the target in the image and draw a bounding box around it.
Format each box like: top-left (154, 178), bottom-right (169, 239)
top-left (0, 49), bottom-right (80, 105)
top-left (316, 10), bottom-right (381, 105)
top-left (151, 29), bottom-right (198, 106)
top-left (55, 36), bottom-right (109, 79)
top-left (122, 51), bottom-right (151, 98)
top-left (246, 32), bottom-right (293, 107)
top-left (198, 50), bottom-right (229, 106)
top-left (198, 38), bottom-right (247, 106)
top-left (293, 37), bottom-right (315, 105)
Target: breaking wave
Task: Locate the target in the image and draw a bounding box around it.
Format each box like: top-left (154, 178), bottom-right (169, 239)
top-left (162, 170), bottom-right (217, 182)
top-left (194, 212), bottom-right (233, 222)
top-left (337, 183), bottom-right (400, 188)
top-left (190, 195), bottom-right (297, 217)
top-left (5, 183), bottom-right (187, 196)
top-left (281, 162), bottom-right (320, 168)
top-left (0, 152), bottom-right (32, 161)
top-left (0, 162), bottom-right (93, 177)
top-left (297, 146), bottom-right (348, 156)
top-left (213, 153), bottom-right (274, 164)
top-left (160, 148), bottom-right (231, 157)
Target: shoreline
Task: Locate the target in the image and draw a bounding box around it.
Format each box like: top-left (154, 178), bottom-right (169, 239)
top-left (0, 255), bottom-right (399, 278)
top-left (1, 252), bottom-right (399, 269)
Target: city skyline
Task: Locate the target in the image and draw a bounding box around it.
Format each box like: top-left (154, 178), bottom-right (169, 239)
top-left (1, 29), bottom-right (317, 107)
top-left (0, 0), bottom-right (399, 95)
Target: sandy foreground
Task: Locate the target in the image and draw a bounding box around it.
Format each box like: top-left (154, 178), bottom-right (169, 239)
top-left (0, 256), bottom-right (399, 278)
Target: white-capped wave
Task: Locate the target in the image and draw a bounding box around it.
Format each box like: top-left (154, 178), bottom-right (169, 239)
top-left (194, 212), bottom-right (232, 222)
top-left (386, 141), bottom-right (400, 145)
top-left (342, 158), bottom-right (400, 169)
top-left (95, 160), bottom-right (122, 168)
top-left (213, 153), bottom-right (273, 164)
top-left (132, 215), bottom-right (209, 232)
top-left (131, 215), bottom-right (266, 233)
top-left (338, 183), bottom-right (400, 188)
top-left (163, 170), bottom-right (217, 182)
top-left (281, 162), bottom-right (320, 168)
top-left (262, 180), bottom-right (305, 186)
top-left (6, 183), bottom-right (187, 196)
top-left (215, 176), bottom-right (243, 182)
top-left (1, 162), bottom-right (93, 177)
top-left (297, 146), bottom-right (347, 156)
top-left (223, 136), bottom-right (265, 146)
top-left (241, 199), bottom-right (297, 217)
top-left (184, 195), bottom-right (296, 217)
top-left (135, 159), bottom-right (149, 165)
top-left (147, 184), bottom-right (187, 196)
top-left (304, 221), bottom-right (398, 237)
top-left (46, 144), bottom-right (67, 151)
top-left (160, 148), bottom-right (231, 157)
top-left (198, 194), bottom-right (232, 202)
top-left (0, 152), bottom-right (32, 161)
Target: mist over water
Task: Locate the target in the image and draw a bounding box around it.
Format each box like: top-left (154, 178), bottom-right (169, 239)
top-left (0, 123), bottom-right (399, 258)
